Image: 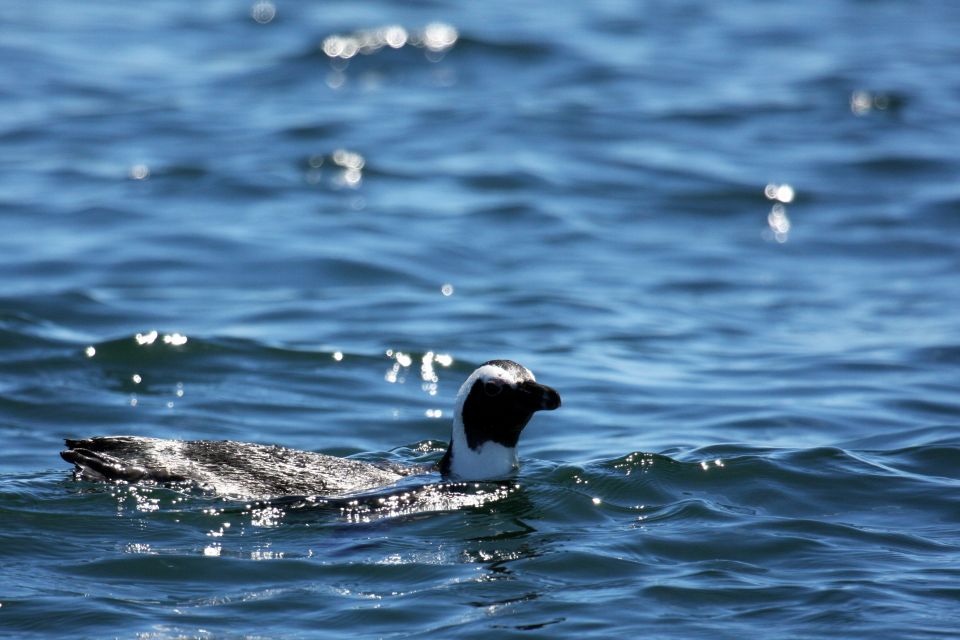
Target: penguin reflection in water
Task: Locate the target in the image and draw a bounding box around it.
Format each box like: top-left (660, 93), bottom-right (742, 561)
top-left (61, 360), bottom-right (561, 500)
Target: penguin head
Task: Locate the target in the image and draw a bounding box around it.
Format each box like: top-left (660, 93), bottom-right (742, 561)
top-left (440, 360), bottom-right (561, 480)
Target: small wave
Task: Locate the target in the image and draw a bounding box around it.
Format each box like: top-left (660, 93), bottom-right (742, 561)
top-left (533, 445), bottom-right (960, 533)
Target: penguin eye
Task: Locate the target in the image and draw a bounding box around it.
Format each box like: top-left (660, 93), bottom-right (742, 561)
top-left (483, 381), bottom-right (503, 397)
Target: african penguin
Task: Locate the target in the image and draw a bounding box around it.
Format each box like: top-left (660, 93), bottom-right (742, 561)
top-left (438, 359), bottom-right (560, 480)
top-left (60, 360), bottom-right (560, 499)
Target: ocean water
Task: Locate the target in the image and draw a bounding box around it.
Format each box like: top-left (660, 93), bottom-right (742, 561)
top-left (2, 0), bottom-right (960, 637)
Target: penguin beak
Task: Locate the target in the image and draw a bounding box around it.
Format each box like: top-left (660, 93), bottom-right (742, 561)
top-left (520, 381), bottom-right (562, 412)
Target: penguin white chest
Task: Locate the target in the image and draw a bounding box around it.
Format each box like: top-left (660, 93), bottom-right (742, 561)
top-left (448, 440), bottom-right (519, 481)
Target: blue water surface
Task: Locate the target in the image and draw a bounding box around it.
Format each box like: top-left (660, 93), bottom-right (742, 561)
top-left (2, 1), bottom-right (960, 637)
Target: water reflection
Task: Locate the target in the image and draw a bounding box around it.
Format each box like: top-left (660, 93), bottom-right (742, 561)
top-left (250, 1), bottom-right (276, 25)
top-left (304, 149), bottom-right (365, 189)
top-left (332, 148), bottom-right (364, 188)
top-left (763, 183), bottom-right (795, 243)
top-left (337, 482), bottom-right (519, 523)
top-left (850, 90), bottom-right (899, 116)
top-left (133, 329), bottom-right (189, 346)
top-left (384, 349), bottom-right (453, 395)
top-left (321, 22), bottom-right (458, 62)
top-left (764, 182), bottom-right (794, 204)
top-left (767, 203), bottom-right (791, 243)
top-left (128, 164), bottom-right (150, 180)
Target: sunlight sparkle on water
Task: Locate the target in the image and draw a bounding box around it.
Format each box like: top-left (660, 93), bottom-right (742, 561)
top-left (332, 149), bottom-right (365, 170)
top-left (384, 350), bottom-right (408, 383)
top-left (135, 330), bottom-right (158, 345)
top-left (304, 150), bottom-right (365, 188)
top-left (763, 184), bottom-right (794, 244)
top-left (250, 505), bottom-right (285, 528)
top-left (134, 330), bottom-right (188, 346)
top-left (332, 149), bottom-right (364, 188)
top-left (125, 543), bottom-right (152, 554)
top-left (764, 182), bottom-right (795, 204)
top-left (421, 23), bottom-right (459, 52)
top-left (322, 23), bottom-right (457, 61)
top-left (385, 350), bottom-right (453, 394)
top-left (163, 333), bottom-right (188, 346)
top-left (767, 203), bottom-right (791, 243)
top-left (383, 25), bottom-right (408, 49)
top-left (340, 482), bottom-right (515, 523)
top-left (250, 1), bottom-right (276, 24)
top-left (421, 351), bottom-right (453, 396)
top-left (129, 164), bottom-right (150, 180)
top-left (850, 90), bottom-right (895, 116)
top-left (700, 459), bottom-right (725, 471)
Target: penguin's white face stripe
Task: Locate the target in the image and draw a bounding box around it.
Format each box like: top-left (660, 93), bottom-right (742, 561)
top-left (460, 363), bottom-right (534, 393)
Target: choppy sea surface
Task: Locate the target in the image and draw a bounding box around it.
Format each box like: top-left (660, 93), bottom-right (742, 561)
top-left (3, 1), bottom-right (960, 637)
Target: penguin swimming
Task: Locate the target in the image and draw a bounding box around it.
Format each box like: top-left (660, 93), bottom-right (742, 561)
top-left (61, 359), bottom-right (560, 499)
